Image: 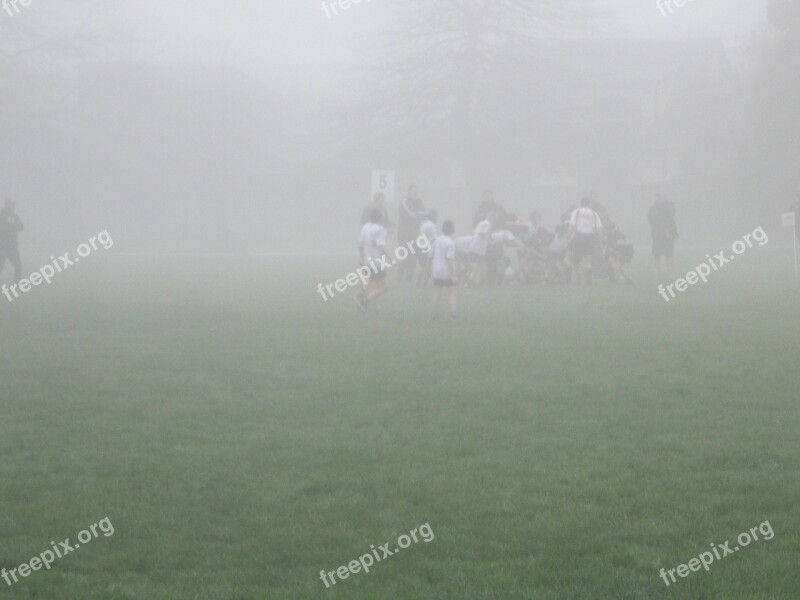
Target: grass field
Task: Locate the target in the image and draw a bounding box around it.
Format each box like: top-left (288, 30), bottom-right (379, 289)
top-left (0, 250), bottom-right (798, 599)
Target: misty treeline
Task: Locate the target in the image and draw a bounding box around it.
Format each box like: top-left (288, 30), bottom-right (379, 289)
top-left (0, 0), bottom-right (795, 253)
top-left (737, 0), bottom-right (800, 215)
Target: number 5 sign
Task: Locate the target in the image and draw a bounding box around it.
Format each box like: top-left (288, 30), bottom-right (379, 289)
top-left (371, 170), bottom-right (395, 204)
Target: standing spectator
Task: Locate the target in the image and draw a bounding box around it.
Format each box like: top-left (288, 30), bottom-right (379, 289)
top-left (397, 185), bottom-right (426, 283)
top-left (0, 199), bottom-right (23, 284)
top-left (648, 193), bottom-right (678, 281)
top-left (473, 190), bottom-right (508, 227)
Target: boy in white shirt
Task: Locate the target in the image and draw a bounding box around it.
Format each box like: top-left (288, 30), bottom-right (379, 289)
top-left (355, 209), bottom-right (389, 314)
top-left (417, 210), bottom-right (438, 288)
top-left (431, 220), bottom-right (458, 319)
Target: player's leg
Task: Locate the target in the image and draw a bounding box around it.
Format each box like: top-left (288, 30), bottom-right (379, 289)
top-left (417, 257), bottom-right (431, 288)
top-left (9, 246), bottom-right (21, 284)
top-left (653, 254), bottom-right (662, 283)
top-left (365, 277), bottom-right (380, 302)
top-left (398, 241), bottom-right (415, 283)
top-left (374, 278), bottom-right (388, 312)
top-left (581, 254), bottom-right (592, 285)
top-left (431, 286), bottom-right (441, 318)
top-left (466, 259), bottom-right (476, 285)
top-left (396, 242), bottom-right (407, 281)
top-left (369, 276), bottom-right (388, 302)
top-left (620, 263), bottom-right (632, 284)
top-left (396, 257), bottom-right (406, 282)
top-left (587, 238), bottom-right (599, 285)
top-left (574, 245), bottom-right (586, 284)
top-left (545, 255), bottom-right (555, 283)
top-left (665, 252), bottom-right (674, 281)
top-left (448, 286), bottom-right (457, 318)
top-left (474, 258), bottom-right (487, 285)
top-left (467, 261), bottom-right (477, 285)
top-left (367, 278), bottom-right (379, 311)
top-left (611, 257), bottom-right (623, 282)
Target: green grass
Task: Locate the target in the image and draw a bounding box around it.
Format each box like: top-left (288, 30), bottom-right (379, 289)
top-left (0, 250), bottom-right (798, 599)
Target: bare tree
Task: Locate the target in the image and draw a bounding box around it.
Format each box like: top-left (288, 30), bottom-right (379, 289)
top-left (359, 0), bottom-right (598, 198)
top-left (0, 1), bottom-right (108, 98)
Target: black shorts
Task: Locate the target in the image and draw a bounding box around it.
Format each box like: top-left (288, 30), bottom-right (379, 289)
top-left (370, 269), bottom-right (387, 280)
top-left (434, 278), bottom-right (455, 287)
top-left (652, 236), bottom-right (674, 259)
top-left (570, 233), bottom-right (596, 259)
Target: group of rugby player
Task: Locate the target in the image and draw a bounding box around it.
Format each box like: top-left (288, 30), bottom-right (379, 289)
top-left (457, 191), bottom-right (639, 288)
top-left (356, 185), bottom-right (678, 318)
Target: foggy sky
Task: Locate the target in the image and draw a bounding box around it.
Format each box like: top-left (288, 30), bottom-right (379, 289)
top-left (102, 0), bottom-right (767, 92)
top-left (4, 0), bottom-right (784, 255)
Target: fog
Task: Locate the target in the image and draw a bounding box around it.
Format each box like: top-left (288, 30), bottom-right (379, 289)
top-left (2, 5), bottom-right (798, 597)
top-left (4, 0), bottom-right (797, 256)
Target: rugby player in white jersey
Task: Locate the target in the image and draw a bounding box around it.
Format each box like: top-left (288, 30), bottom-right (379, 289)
top-left (567, 197), bottom-right (603, 285)
top-left (355, 209), bottom-right (389, 314)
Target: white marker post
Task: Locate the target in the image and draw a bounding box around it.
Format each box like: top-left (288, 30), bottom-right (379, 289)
top-left (371, 170), bottom-right (395, 204)
top-left (783, 211), bottom-right (797, 276)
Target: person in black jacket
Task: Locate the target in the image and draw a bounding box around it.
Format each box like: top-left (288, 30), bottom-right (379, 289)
top-left (396, 185), bottom-right (426, 283)
top-left (0, 199), bottom-right (23, 284)
top-left (473, 190), bottom-right (508, 227)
